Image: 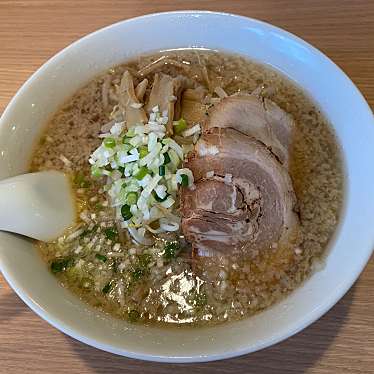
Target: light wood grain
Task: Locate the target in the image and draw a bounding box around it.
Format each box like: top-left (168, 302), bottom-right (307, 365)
top-left (0, 1), bottom-right (373, 373)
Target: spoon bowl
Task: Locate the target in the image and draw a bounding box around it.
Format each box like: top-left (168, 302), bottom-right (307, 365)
top-left (0, 171), bottom-right (75, 241)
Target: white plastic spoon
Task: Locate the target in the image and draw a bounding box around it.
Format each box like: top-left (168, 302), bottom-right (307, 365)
top-left (0, 171), bottom-right (76, 241)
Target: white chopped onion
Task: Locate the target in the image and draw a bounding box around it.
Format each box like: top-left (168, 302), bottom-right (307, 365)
top-left (66, 228), bottom-right (85, 242)
top-left (128, 227), bottom-right (153, 245)
top-left (110, 122), bottom-right (124, 136)
top-left (122, 154), bottom-right (139, 163)
top-left (160, 196), bottom-right (175, 209)
top-left (142, 174), bottom-right (162, 197)
top-left (166, 139), bottom-right (184, 159)
top-left (159, 219), bottom-right (179, 232)
top-left (182, 124), bottom-right (201, 138)
top-left (101, 120), bottom-right (115, 133)
top-left (154, 184), bottom-right (167, 199)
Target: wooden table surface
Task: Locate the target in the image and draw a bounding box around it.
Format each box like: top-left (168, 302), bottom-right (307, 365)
top-left (1, 1), bottom-right (373, 373)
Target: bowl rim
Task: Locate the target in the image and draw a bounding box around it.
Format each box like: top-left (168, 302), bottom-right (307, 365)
top-left (0, 10), bottom-right (373, 363)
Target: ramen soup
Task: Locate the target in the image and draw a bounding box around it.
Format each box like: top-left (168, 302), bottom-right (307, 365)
top-left (31, 50), bottom-right (343, 325)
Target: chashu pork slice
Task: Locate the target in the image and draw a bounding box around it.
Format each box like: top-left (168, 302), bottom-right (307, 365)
top-left (181, 127), bottom-right (301, 257)
top-left (204, 95), bottom-right (295, 165)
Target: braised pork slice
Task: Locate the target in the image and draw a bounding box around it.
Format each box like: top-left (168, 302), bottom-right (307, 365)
top-left (145, 73), bottom-right (187, 134)
top-left (181, 127), bottom-right (300, 257)
top-left (204, 95), bottom-right (294, 165)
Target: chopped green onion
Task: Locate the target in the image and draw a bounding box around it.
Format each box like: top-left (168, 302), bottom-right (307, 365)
top-left (104, 227), bottom-right (117, 241)
top-left (51, 258), bottom-right (72, 273)
top-left (132, 268), bottom-right (145, 281)
top-left (134, 166), bottom-right (149, 180)
top-left (173, 118), bottom-right (187, 135)
top-left (163, 241), bottom-right (180, 260)
top-left (139, 146), bottom-right (149, 158)
top-left (121, 204), bottom-right (133, 221)
top-left (104, 137), bottom-right (116, 148)
top-left (102, 282), bottom-right (112, 294)
top-left (180, 174), bottom-right (189, 187)
top-left (91, 166), bottom-right (102, 178)
top-left (138, 253), bottom-right (152, 268)
top-left (128, 310), bottom-right (140, 322)
top-left (152, 191), bottom-right (168, 202)
top-left (125, 128), bottom-right (136, 137)
top-left (74, 173), bottom-right (90, 188)
top-left (95, 254), bottom-right (108, 262)
top-left (163, 152), bottom-right (171, 165)
top-left (122, 137), bottom-right (131, 145)
top-left (159, 165), bottom-right (165, 176)
top-left (126, 192), bottom-right (138, 205)
top-left (118, 166), bottom-right (125, 174)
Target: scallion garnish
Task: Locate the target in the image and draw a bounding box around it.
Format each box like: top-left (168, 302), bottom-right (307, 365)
top-left (163, 152), bottom-right (171, 165)
top-left (126, 192), bottom-right (138, 205)
top-left (121, 204), bottom-right (132, 221)
top-left (95, 254), bottom-right (108, 262)
top-left (173, 118), bottom-right (187, 135)
top-left (159, 165), bottom-right (165, 176)
top-left (104, 137), bottom-right (116, 148)
top-left (180, 174), bottom-right (189, 187)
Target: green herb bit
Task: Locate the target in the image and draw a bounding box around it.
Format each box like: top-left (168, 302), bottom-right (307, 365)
top-left (118, 166), bottom-right (125, 174)
top-left (152, 191), bottom-right (168, 202)
top-left (95, 253), bottom-right (108, 262)
top-left (163, 152), bottom-right (171, 165)
top-left (134, 166), bottom-right (149, 180)
top-left (121, 204), bottom-right (133, 221)
top-left (131, 267), bottom-right (145, 281)
top-left (126, 192), bottom-right (138, 205)
top-left (102, 282), bottom-right (112, 294)
top-left (104, 227), bottom-right (118, 241)
top-left (128, 310), bottom-right (140, 323)
top-left (159, 165), bottom-right (165, 176)
top-left (80, 229), bottom-right (90, 237)
top-left (81, 224), bottom-right (99, 238)
top-left (180, 174), bottom-right (189, 187)
top-left (163, 241), bottom-right (180, 260)
top-left (173, 118), bottom-right (187, 135)
top-left (74, 173), bottom-right (90, 188)
top-left (139, 146), bottom-right (149, 158)
top-left (91, 166), bottom-right (102, 178)
top-left (104, 137), bottom-right (116, 148)
top-left (194, 292), bottom-right (208, 308)
top-left (50, 258), bottom-right (73, 273)
top-left (138, 253), bottom-right (152, 268)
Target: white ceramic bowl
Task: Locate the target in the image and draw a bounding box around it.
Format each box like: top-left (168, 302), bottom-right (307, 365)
top-left (0, 11), bottom-right (373, 363)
